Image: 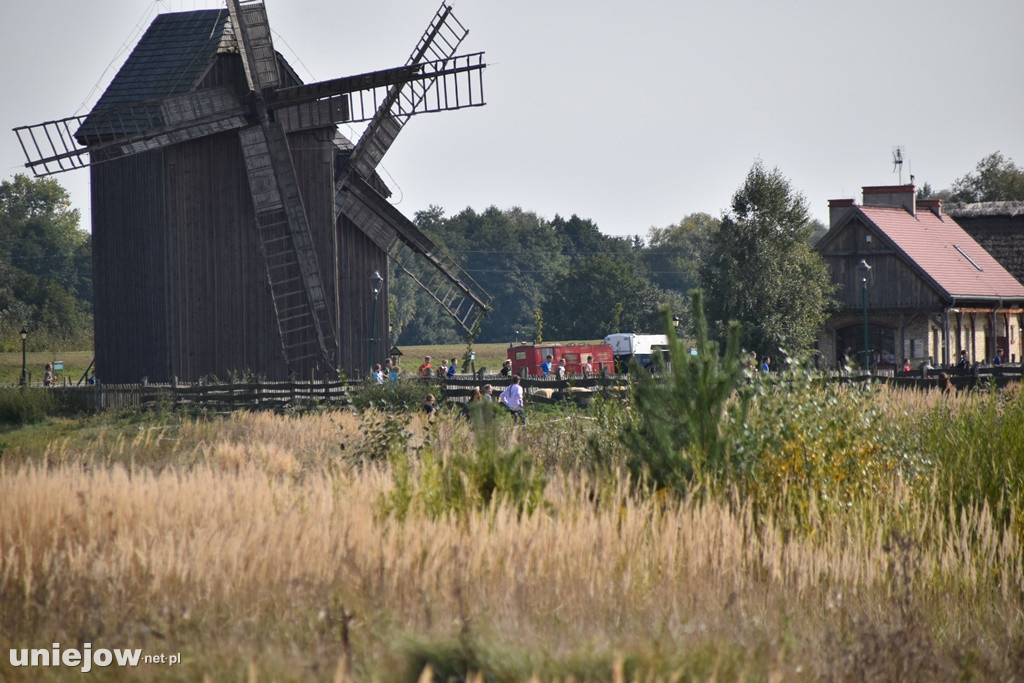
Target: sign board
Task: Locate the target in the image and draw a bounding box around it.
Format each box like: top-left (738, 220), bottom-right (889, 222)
top-left (53, 361), bottom-right (64, 371)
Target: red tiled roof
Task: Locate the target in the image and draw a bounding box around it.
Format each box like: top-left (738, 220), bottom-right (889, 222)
top-left (859, 206), bottom-right (1024, 299)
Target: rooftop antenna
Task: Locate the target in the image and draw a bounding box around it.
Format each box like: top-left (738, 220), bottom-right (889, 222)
top-left (892, 145), bottom-right (905, 184)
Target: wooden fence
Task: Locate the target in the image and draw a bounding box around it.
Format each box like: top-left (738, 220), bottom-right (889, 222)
top-left (47, 379), bottom-right (361, 412)
top-left (441, 374), bottom-right (630, 406)
top-left (442, 365), bottom-right (1024, 404)
top-left (14, 365), bottom-right (1024, 415)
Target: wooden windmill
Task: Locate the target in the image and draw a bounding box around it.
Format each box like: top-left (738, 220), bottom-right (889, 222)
top-left (14, 1), bottom-right (491, 382)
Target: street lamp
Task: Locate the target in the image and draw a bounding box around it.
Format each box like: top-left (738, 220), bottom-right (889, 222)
top-left (19, 328), bottom-right (28, 386)
top-left (856, 259), bottom-right (872, 373)
top-left (672, 314), bottom-right (680, 332)
top-left (368, 270), bottom-right (384, 371)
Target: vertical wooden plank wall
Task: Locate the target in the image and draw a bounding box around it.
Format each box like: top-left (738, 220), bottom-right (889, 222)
top-left (91, 151), bottom-right (170, 384)
top-left (336, 218), bottom-right (389, 378)
top-left (164, 132), bottom-right (290, 381)
top-left (91, 53), bottom-right (365, 382)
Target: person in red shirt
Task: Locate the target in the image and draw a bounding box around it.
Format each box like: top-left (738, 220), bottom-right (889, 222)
top-left (418, 356), bottom-right (433, 378)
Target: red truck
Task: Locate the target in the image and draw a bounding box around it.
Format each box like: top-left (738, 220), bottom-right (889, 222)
top-left (507, 343), bottom-right (615, 377)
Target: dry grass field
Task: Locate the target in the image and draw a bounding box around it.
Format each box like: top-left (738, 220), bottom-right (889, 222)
top-left (3, 381), bottom-right (1024, 680)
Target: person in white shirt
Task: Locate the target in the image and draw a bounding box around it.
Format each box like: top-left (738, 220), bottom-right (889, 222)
top-left (497, 376), bottom-right (526, 425)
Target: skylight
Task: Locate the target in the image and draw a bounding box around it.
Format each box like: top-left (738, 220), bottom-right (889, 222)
top-left (953, 244), bottom-right (983, 272)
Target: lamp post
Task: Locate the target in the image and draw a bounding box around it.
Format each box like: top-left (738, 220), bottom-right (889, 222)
top-left (19, 328), bottom-right (28, 386)
top-left (368, 270), bottom-right (384, 371)
top-left (672, 314), bottom-right (680, 332)
top-left (856, 259), bottom-right (871, 373)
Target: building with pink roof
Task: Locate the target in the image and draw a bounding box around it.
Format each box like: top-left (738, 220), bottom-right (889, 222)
top-left (816, 185), bottom-right (1024, 371)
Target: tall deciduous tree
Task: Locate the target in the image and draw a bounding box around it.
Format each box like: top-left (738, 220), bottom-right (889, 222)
top-left (394, 205), bottom-right (566, 345)
top-left (0, 174), bottom-right (92, 350)
top-left (642, 212), bottom-right (720, 297)
top-left (948, 151), bottom-right (1024, 203)
top-left (540, 254), bottom-right (683, 340)
top-left (699, 162), bottom-right (836, 357)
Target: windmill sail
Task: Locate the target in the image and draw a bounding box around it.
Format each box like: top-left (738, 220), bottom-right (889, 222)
top-left (341, 176), bottom-right (490, 329)
top-left (228, 0), bottom-right (338, 369)
top-left (344, 3), bottom-right (473, 183)
top-left (336, 3), bottom-right (491, 332)
top-left (13, 63), bottom-right (435, 177)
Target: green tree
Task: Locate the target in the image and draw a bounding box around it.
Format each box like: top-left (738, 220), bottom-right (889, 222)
top-left (551, 213), bottom-right (636, 264)
top-left (398, 206), bottom-right (566, 345)
top-left (700, 162), bottom-right (836, 358)
top-left (948, 152), bottom-right (1024, 203)
top-left (0, 174), bottom-right (92, 350)
top-left (541, 253), bottom-right (683, 340)
top-left (622, 291), bottom-right (748, 496)
top-left (642, 212), bottom-right (720, 295)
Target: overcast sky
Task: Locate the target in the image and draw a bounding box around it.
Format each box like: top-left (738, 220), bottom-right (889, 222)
top-left (2, 0), bottom-right (1022, 237)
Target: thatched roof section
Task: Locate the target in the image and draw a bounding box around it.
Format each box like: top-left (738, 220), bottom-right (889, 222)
top-left (945, 201), bottom-right (1024, 218)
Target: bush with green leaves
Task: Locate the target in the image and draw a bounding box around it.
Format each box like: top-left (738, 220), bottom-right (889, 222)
top-left (381, 403), bottom-right (546, 521)
top-left (347, 410), bottom-right (412, 463)
top-left (351, 378), bottom-right (436, 412)
top-left (0, 387), bottom-right (57, 426)
top-left (621, 290), bottom-right (748, 495)
top-left (732, 362), bottom-right (909, 526)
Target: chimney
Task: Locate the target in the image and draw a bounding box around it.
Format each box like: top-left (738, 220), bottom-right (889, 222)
top-left (828, 198), bottom-right (855, 228)
top-left (862, 184), bottom-right (916, 215)
top-left (917, 198), bottom-right (943, 218)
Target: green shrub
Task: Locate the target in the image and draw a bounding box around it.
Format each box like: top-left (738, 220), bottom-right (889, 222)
top-left (347, 410), bottom-right (412, 463)
top-left (0, 387), bottom-right (57, 426)
top-left (732, 361), bottom-right (908, 525)
top-left (351, 378), bottom-right (436, 412)
top-left (381, 403), bottom-right (546, 521)
top-left (621, 290), bottom-right (748, 496)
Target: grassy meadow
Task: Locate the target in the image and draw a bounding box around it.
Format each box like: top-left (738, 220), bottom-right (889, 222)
top-left (2, 364), bottom-right (1024, 680)
top-left (0, 349), bottom-right (93, 386)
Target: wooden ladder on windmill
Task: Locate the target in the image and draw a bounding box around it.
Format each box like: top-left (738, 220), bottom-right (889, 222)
top-left (230, 0), bottom-right (339, 370)
top-left (239, 124), bottom-right (336, 367)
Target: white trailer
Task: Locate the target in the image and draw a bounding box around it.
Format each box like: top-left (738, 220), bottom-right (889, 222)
top-left (603, 333), bottom-right (669, 371)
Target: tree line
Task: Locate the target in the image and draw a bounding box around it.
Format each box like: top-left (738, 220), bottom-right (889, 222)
top-left (390, 161), bottom-right (834, 359)
top-left (2, 151), bottom-right (1023, 357)
top-left (394, 151), bottom-right (1024, 356)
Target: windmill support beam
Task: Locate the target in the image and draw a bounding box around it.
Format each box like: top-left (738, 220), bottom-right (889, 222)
top-left (270, 65), bottom-right (421, 106)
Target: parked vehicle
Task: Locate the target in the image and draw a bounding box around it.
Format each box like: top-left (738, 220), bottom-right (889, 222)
top-left (603, 333), bottom-right (669, 372)
top-left (507, 343), bottom-right (615, 377)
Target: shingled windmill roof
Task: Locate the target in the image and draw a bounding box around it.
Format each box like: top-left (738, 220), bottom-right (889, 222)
top-left (76, 9), bottom-right (232, 140)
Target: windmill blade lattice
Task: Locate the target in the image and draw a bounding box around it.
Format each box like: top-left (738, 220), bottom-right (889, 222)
top-left (343, 3), bottom-right (474, 186)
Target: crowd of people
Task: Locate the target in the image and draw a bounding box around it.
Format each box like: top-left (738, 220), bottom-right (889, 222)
top-left (370, 353), bottom-right (565, 426)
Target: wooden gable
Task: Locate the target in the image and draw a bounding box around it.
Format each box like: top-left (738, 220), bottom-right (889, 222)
top-left (818, 214), bottom-right (944, 311)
